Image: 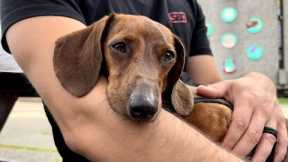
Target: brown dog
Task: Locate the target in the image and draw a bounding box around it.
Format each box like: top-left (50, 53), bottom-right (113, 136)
top-left (54, 14), bottom-right (185, 121)
top-left (53, 13), bottom-right (231, 142)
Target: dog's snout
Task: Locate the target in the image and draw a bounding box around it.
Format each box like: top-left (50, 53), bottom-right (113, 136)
top-left (129, 103), bottom-right (157, 120)
top-left (128, 83), bottom-right (158, 121)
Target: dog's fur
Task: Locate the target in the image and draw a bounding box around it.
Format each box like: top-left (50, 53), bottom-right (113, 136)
top-left (171, 81), bottom-right (232, 142)
top-left (53, 13), bottom-right (232, 141)
top-left (54, 14), bottom-right (184, 120)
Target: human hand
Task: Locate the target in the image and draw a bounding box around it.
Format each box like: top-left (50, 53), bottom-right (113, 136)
top-left (196, 72), bottom-right (288, 162)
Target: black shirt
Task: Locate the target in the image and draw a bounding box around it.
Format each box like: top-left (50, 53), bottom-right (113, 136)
top-left (1, 0), bottom-right (212, 56)
top-left (1, 1), bottom-right (212, 161)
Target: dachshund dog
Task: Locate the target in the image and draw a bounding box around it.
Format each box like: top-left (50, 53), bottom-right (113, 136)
top-left (54, 14), bottom-right (185, 121)
top-left (52, 13), bottom-right (249, 148)
top-left (53, 13), bottom-right (232, 142)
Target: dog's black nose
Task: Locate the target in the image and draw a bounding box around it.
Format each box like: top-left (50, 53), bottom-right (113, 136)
top-left (128, 83), bottom-right (158, 121)
top-left (129, 102), bottom-right (157, 120)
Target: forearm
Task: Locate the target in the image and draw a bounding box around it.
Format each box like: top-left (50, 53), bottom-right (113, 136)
top-left (72, 92), bottom-right (244, 162)
top-left (15, 62), bottom-right (243, 162)
top-left (186, 55), bottom-right (222, 84)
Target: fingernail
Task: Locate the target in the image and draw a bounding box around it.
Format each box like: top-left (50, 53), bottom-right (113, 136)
top-left (198, 85), bottom-right (209, 88)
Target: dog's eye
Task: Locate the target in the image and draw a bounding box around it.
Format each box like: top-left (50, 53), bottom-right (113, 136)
top-left (161, 50), bottom-right (176, 63)
top-left (111, 42), bottom-right (128, 54)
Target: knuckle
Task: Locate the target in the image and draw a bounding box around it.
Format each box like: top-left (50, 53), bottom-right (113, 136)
top-left (256, 96), bottom-right (273, 107)
top-left (241, 91), bottom-right (274, 109)
top-left (280, 116), bottom-right (287, 124)
top-left (275, 147), bottom-right (287, 162)
top-left (259, 100), bottom-right (273, 109)
top-left (234, 119), bottom-right (249, 132)
top-left (247, 130), bottom-right (262, 144)
top-left (277, 153), bottom-right (286, 162)
top-left (241, 91), bottom-right (257, 101)
top-left (276, 113), bottom-right (284, 122)
top-left (279, 137), bottom-right (288, 147)
top-left (284, 138), bottom-right (288, 145)
top-left (256, 109), bottom-right (270, 120)
top-left (252, 155), bottom-right (266, 162)
top-left (253, 101), bottom-right (275, 119)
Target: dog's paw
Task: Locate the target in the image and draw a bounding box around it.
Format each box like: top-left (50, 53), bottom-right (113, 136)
top-left (184, 102), bottom-right (232, 142)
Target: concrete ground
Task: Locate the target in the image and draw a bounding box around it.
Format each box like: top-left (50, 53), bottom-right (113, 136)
top-left (0, 98), bottom-right (61, 162)
top-left (1, 98), bottom-right (288, 162)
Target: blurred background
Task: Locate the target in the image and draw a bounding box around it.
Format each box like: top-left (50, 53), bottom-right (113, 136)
top-left (198, 0), bottom-right (285, 91)
top-left (1, 0), bottom-right (288, 162)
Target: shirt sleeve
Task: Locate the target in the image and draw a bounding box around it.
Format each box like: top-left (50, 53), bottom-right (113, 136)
top-left (189, 1), bottom-right (212, 56)
top-left (1, 0), bottom-right (86, 53)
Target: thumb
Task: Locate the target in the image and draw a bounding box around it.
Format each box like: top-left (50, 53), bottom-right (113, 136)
top-left (196, 80), bottom-right (232, 99)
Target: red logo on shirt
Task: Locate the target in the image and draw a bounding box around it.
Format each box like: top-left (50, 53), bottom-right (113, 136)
top-left (168, 12), bottom-right (187, 23)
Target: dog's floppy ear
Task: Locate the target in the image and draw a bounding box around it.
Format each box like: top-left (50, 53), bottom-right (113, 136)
top-left (162, 35), bottom-right (186, 111)
top-left (171, 80), bottom-right (195, 116)
top-left (53, 14), bottom-right (115, 97)
top-left (166, 35), bottom-right (185, 92)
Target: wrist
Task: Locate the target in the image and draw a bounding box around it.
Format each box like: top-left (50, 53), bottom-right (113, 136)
top-left (73, 108), bottom-right (245, 162)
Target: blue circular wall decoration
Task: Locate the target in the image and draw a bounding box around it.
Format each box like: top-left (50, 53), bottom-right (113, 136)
top-left (223, 57), bottom-right (237, 73)
top-left (246, 17), bottom-right (264, 34)
top-left (221, 7), bottom-right (238, 23)
top-left (246, 44), bottom-right (264, 61)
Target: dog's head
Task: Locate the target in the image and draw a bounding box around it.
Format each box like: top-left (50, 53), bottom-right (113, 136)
top-left (54, 14), bottom-right (186, 121)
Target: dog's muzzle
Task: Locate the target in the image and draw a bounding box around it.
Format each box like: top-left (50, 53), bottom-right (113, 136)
top-left (128, 83), bottom-right (158, 121)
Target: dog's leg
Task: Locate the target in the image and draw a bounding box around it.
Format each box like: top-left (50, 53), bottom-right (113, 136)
top-left (183, 102), bottom-right (232, 142)
top-left (171, 80), bottom-right (232, 142)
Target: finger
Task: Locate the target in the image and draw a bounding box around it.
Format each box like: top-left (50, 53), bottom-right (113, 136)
top-left (232, 110), bottom-right (266, 157)
top-left (222, 98), bottom-right (253, 150)
top-left (274, 120), bottom-right (288, 162)
top-left (251, 133), bottom-right (277, 162)
top-left (251, 119), bottom-right (277, 162)
top-left (196, 81), bottom-right (231, 99)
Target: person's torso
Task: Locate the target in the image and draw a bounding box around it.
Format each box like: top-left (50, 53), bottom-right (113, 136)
top-left (76, 0), bottom-right (198, 55)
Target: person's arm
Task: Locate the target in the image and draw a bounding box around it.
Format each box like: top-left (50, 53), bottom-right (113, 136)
top-left (186, 55), bottom-right (222, 84)
top-left (6, 16), bottom-right (245, 162)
